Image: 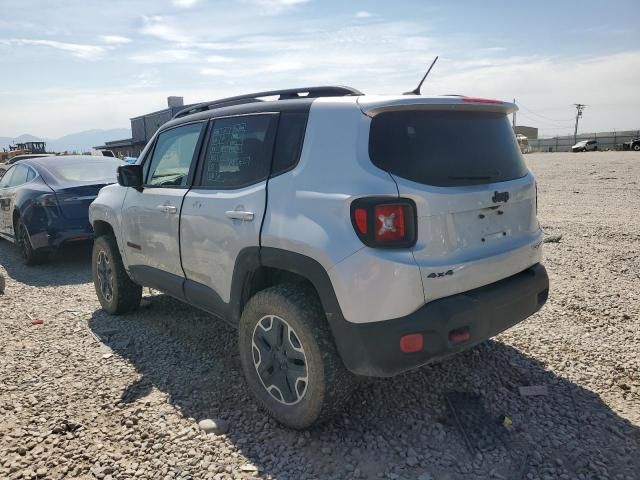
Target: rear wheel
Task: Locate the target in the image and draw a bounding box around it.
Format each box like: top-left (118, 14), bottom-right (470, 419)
top-left (238, 284), bottom-right (356, 429)
top-left (92, 234), bottom-right (142, 314)
top-left (634, 144), bottom-right (640, 151)
top-left (17, 219), bottom-right (47, 266)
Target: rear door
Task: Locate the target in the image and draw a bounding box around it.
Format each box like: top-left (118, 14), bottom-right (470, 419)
top-left (180, 113), bottom-right (278, 314)
top-left (368, 108), bottom-right (541, 302)
top-left (121, 122), bottom-right (204, 296)
top-left (0, 166), bottom-right (17, 235)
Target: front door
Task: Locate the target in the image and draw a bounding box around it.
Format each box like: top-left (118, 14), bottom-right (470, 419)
top-left (121, 122), bottom-right (204, 297)
top-left (180, 113), bottom-right (278, 315)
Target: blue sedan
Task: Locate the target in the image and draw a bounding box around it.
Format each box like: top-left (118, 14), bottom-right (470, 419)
top-left (0, 155), bottom-right (123, 265)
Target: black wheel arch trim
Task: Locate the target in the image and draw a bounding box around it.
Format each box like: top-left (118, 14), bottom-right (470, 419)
top-left (228, 246), bottom-right (355, 370)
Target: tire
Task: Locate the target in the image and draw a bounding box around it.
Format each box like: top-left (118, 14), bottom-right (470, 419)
top-left (634, 144), bottom-right (640, 151)
top-left (92, 234), bottom-right (142, 315)
top-left (238, 284), bottom-right (356, 429)
top-left (16, 219), bottom-right (48, 266)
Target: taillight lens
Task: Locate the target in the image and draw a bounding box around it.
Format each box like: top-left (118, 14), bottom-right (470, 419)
top-left (374, 204), bottom-right (406, 242)
top-left (351, 198), bottom-right (416, 248)
top-left (38, 193), bottom-right (60, 207)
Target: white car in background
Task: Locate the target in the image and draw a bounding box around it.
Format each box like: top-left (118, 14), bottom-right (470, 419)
top-left (571, 139), bottom-right (598, 152)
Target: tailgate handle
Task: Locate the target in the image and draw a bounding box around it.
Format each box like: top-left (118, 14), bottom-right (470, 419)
top-left (492, 191), bottom-right (509, 203)
top-left (225, 210), bottom-right (254, 221)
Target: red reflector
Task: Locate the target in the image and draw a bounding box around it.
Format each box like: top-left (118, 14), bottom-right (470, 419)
top-left (354, 208), bottom-right (368, 234)
top-left (462, 97), bottom-right (504, 104)
top-left (449, 328), bottom-right (470, 344)
top-left (374, 204), bottom-right (405, 242)
top-left (400, 333), bottom-right (424, 353)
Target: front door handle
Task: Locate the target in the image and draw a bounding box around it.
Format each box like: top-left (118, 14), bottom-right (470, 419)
top-left (157, 205), bottom-right (178, 214)
top-left (225, 210), bottom-right (254, 221)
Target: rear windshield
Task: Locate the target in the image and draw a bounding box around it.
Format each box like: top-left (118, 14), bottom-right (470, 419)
top-left (46, 158), bottom-right (122, 183)
top-left (369, 110), bottom-right (527, 187)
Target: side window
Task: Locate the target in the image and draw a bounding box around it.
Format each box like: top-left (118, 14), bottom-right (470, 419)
top-left (145, 123), bottom-right (203, 187)
top-left (26, 167), bottom-right (36, 182)
top-left (0, 167), bottom-right (15, 187)
top-left (8, 165), bottom-right (29, 187)
top-left (200, 115), bottom-right (276, 188)
top-left (272, 112), bottom-right (307, 176)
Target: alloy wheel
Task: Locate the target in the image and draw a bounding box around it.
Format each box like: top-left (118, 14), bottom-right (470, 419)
top-left (96, 250), bottom-right (114, 302)
top-left (19, 224), bottom-right (31, 261)
top-left (252, 315), bottom-right (309, 405)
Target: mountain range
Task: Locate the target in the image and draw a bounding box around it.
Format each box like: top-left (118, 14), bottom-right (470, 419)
top-left (0, 128), bottom-right (131, 153)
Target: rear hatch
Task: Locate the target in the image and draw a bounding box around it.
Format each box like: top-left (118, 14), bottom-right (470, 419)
top-left (362, 97), bottom-right (541, 301)
top-left (54, 183), bottom-right (110, 219)
top-left (42, 158), bottom-right (121, 220)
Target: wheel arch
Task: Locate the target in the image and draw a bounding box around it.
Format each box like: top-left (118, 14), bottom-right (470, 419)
top-left (92, 219), bottom-right (115, 238)
top-left (230, 247), bottom-right (344, 330)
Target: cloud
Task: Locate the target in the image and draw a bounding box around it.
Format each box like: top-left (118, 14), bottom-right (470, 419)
top-left (200, 67), bottom-right (229, 77)
top-left (239, 0), bottom-right (310, 15)
top-left (207, 55), bottom-right (233, 63)
top-left (0, 38), bottom-right (106, 59)
top-left (99, 35), bottom-right (132, 45)
top-left (172, 0), bottom-right (199, 7)
top-left (354, 11), bottom-right (373, 19)
top-left (129, 48), bottom-right (196, 64)
top-left (261, 61), bottom-right (304, 72)
top-left (139, 16), bottom-right (191, 43)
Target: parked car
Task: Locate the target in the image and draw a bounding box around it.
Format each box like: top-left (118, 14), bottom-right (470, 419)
top-left (0, 153), bottom-right (52, 178)
top-left (571, 139), bottom-right (598, 152)
top-left (0, 155), bottom-right (123, 265)
top-left (623, 138), bottom-right (640, 151)
top-left (89, 87), bottom-right (549, 428)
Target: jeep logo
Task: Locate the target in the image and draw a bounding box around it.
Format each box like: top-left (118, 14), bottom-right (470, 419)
top-left (492, 191), bottom-right (509, 203)
top-left (427, 270), bottom-right (454, 279)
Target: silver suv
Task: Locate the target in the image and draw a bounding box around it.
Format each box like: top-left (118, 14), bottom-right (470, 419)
top-left (89, 86), bottom-right (549, 428)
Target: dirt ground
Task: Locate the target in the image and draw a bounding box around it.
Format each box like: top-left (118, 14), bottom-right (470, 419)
top-left (1, 151), bottom-right (638, 480)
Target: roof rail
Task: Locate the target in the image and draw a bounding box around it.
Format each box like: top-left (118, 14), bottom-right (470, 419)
top-left (172, 85), bottom-right (363, 119)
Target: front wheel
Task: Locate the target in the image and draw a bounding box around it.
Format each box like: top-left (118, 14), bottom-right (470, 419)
top-left (238, 284), bottom-right (355, 429)
top-left (634, 144), bottom-right (640, 151)
top-left (92, 234), bottom-right (142, 314)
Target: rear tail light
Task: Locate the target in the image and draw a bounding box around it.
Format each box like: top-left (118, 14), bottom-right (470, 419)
top-left (351, 198), bottom-right (417, 248)
top-left (38, 193), bottom-right (60, 208)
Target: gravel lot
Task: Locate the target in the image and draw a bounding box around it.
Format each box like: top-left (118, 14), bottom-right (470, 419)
top-left (1, 151), bottom-right (639, 480)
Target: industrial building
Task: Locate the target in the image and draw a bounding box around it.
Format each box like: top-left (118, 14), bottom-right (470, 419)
top-left (95, 96), bottom-right (194, 157)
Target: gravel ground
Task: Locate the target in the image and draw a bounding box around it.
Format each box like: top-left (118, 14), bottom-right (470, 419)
top-left (1, 151), bottom-right (639, 480)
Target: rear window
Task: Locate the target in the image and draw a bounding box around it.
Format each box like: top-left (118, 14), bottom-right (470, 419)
top-left (47, 159), bottom-right (122, 183)
top-left (369, 110), bottom-right (527, 187)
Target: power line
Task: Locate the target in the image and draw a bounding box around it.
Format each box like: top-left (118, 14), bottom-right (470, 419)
top-left (516, 101), bottom-right (574, 124)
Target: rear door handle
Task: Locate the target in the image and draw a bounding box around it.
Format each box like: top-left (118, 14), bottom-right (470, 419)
top-left (225, 210), bottom-right (254, 221)
top-left (157, 205), bottom-right (178, 214)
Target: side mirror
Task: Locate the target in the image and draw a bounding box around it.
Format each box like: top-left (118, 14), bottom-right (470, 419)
top-left (117, 164), bottom-right (143, 188)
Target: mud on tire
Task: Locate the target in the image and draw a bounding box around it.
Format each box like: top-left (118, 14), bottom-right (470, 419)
top-left (238, 283), bottom-right (356, 429)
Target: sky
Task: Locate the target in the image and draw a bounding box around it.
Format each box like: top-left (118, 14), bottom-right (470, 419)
top-left (0, 0), bottom-right (638, 139)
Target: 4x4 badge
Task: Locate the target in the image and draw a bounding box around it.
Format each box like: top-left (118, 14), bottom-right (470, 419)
top-left (427, 270), bottom-right (454, 279)
top-left (492, 191), bottom-right (509, 203)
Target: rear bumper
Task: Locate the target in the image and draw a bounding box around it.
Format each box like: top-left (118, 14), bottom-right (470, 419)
top-left (29, 221), bottom-right (94, 250)
top-left (331, 263), bottom-right (549, 377)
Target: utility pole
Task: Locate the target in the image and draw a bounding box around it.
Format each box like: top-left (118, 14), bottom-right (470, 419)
top-left (512, 98), bottom-right (517, 130)
top-left (573, 104), bottom-right (586, 144)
